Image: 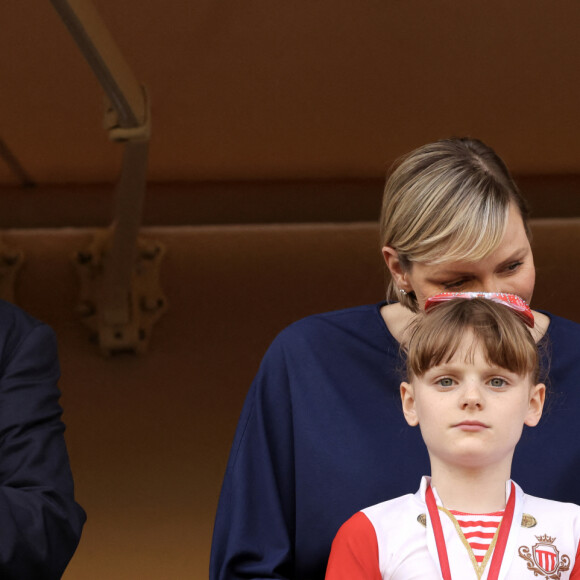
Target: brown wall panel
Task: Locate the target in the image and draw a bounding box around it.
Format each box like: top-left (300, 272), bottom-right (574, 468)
top-left (1, 219), bottom-right (578, 578)
top-left (1, 177), bottom-right (580, 230)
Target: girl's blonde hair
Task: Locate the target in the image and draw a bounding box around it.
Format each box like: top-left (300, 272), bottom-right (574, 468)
top-left (405, 298), bottom-right (540, 384)
top-left (380, 138), bottom-right (530, 311)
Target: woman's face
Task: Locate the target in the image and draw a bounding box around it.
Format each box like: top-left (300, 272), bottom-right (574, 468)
top-left (396, 204), bottom-right (536, 310)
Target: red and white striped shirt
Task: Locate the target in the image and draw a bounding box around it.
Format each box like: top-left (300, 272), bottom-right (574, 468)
top-left (448, 509), bottom-right (504, 563)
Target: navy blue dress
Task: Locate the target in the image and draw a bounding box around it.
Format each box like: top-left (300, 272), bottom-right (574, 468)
top-left (211, 303), bottom-right (580, 579)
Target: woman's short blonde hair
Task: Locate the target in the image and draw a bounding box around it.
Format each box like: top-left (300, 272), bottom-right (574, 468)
top-left (404, 298), bottom-right (540, 384)
top-left (380, 138), bottom-right (530, 311)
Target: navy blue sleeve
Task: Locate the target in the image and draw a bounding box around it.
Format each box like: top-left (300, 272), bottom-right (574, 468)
top-left (210, 336), bottom-right (296, 580)
top-left (0, 308), bottom-right (85, 578)
top-left (210, 304), bottom-right (429, 579)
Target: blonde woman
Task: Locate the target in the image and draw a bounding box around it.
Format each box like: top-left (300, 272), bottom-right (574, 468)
top-left (211, 138), bottom-right (580, 580)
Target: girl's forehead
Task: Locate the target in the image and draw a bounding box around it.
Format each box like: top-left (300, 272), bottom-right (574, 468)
top-left (427, 334), bottom-right (533, 380)
top-left (424, 331), bottom-right (491, 368)
top-left (439, 332), bottom-right (486, 362)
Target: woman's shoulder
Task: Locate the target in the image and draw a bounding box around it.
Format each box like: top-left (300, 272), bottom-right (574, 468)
top-left (543, 310), bottom-right (580, 335)
top-left (276, 303), bottom-right (389, 345)
top-left (541, 311), bottom-right (580, 357)
top-left (258, 302), bottom-right (398, 374)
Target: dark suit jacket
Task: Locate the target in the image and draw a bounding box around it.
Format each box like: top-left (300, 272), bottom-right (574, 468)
top-left (0, 300), bottom-right (85, 578)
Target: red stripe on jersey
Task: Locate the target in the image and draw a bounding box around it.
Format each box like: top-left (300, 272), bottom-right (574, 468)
top-left (454, 519), bottom-right (500, 528)
top-left (464, 531), bottom-right (496, 539)
top-left (470, 542), bottom-right (492, 550)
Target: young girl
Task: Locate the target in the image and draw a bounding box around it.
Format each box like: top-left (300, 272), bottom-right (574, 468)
top-left (326, 293), bottom-right (580, 579)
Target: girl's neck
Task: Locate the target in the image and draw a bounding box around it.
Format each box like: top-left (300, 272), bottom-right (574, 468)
top-left (430, 463), bottom-right (510, 513)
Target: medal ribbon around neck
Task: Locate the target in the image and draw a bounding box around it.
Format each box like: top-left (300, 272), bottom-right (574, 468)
top-left (425, 481), bottom-right (516, 580)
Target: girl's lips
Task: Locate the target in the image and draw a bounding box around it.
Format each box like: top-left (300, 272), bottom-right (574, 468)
top-left (454, 421), bottom-right (488, 432)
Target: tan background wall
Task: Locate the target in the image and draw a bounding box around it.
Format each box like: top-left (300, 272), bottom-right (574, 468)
top-left (2, 2), bottom-right (580, 185)
top-left (2, 219), bottom-right (578, 579)
top-left (2, 2), bottom-right (580, 577)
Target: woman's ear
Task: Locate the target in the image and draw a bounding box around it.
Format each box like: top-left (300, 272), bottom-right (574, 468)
top-left (524, 383), bottom-right (546, 427)
top-left (382, 246), bottom-right (411, 293)
top-left (401, 382), bottom-right (419, 426)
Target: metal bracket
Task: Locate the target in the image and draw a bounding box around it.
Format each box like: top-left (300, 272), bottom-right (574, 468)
top-left (0, 239), bottom-right (24, 304)
top-left (50, 0), bottom-right (166, 354)
top-left (74, 230), bottom-right (167, 355)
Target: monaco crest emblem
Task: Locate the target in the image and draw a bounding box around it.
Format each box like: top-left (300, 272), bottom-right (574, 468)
top-left (518, 535), bottom-right (570, 578)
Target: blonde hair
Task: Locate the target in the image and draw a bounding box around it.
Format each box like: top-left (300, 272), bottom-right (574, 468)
top-left (380, 138), bottom-right (530, 311)
top-left (405, 298), bottom-right (540, 384)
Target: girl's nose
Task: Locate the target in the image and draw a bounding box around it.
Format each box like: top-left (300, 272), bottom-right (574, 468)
top-left (461, 382), bottom-right (484, 409)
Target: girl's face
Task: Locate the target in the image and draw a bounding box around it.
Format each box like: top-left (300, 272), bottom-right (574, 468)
top-left (386, 204), bottom-right (536, 310)
top-left (400, 332), bottom-right (545, 472)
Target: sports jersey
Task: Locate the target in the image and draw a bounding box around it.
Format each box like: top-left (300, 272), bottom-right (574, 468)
top-left (326, 478), bottom-right (580, 579)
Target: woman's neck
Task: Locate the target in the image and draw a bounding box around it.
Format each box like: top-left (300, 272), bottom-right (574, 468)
top-left (380, 302), bottom-right (416, 343)
top-left (381, 302), bottom-right (550, 344)
top-left (430, 462), bottom-right (511, 513)
top-left (531, 310), bottom-right (550, 342)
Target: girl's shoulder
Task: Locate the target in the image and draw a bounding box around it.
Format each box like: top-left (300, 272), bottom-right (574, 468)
top-left (361, 491), bottom-right (422, 530)
top-left (519, 493), bottom-right (580, 560)
top-left (524, 493), bottom-right (580, 517)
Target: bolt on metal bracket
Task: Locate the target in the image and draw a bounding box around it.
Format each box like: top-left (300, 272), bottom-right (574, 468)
top-left (74, 230), bottom-right (167, 355)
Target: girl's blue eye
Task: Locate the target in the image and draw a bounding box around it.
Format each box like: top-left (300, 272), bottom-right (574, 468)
top-left (489, 378), bottom-right (506, 388)
top-left (438, 378), bottom-right (454, 387)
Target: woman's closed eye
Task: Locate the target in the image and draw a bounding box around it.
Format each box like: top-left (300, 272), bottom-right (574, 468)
top-left (504, 261), bottom-right (523, 274)
top-left (442, 278), bottom-right (469, 290)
